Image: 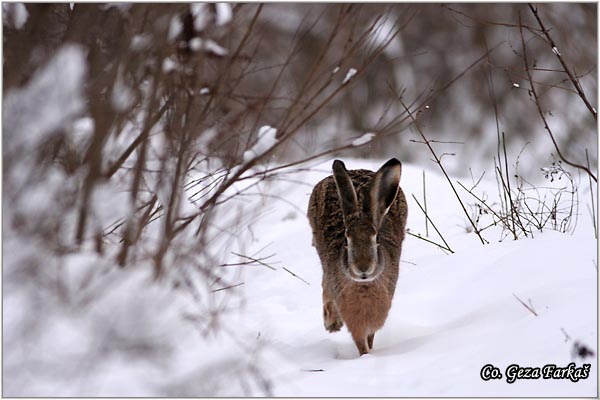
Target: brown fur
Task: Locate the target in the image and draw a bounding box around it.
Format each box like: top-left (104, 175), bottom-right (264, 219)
top-left (307, 160), bottom-right (408, 356)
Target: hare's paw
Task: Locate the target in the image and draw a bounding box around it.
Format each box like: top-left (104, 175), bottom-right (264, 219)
top-left (325, 319), bottom-right (344, 332)
top-left (323, 302), bottom-right (344, 332)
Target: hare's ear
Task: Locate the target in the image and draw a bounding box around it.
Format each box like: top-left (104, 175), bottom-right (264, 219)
top-left (333, 160), bottom-right (358, 222)
top-left (368, 158), bottom-right (401, 229)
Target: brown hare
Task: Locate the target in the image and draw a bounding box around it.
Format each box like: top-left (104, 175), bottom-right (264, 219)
top-left (307, 159), bottom-right (407, 356)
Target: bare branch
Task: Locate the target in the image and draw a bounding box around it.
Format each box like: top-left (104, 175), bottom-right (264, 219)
top-left (528, 4), bottom-right (597, 121)
top-left (518, 13), bottom-right (597, 182)
top-left (512, 293), bottom-right (538, 317)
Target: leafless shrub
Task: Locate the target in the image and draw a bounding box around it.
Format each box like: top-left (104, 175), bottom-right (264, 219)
top-left (3, 4), bottom-right (416, 396)
top-left (460, 152), bottom-right (580, 241)
top-left (400, 4), bottom-right (595, 245)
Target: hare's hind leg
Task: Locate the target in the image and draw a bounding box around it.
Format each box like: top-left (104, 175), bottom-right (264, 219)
top-left (322, 281), bottom-right (343, 332)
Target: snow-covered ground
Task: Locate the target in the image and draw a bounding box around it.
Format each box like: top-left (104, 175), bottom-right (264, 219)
top-left (4, 158), bottom-right (597, 396)
top-left (232, 157), bottom-right (597, 397)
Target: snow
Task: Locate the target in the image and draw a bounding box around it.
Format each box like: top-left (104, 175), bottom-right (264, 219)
top-left (131, 34), bottom-right (150, 51)
top-left (552, 46), bottom-right (562, 56)
top-left (332, 66), bottom-right (340, 74)
top-left (3, 3), bottom-right (29, 29)
top-left (189, 38), bottom-right (228, 56)
top-left (111, 68), bottom-right (135, 112)
top-left (230, 158), bottom-right (597, 396)
top-left (189, 38), bottom-right (202, 51)
top-left (72, 116), bottom-right (95, 138)
top-left (199, 87), bottom-right (210, 95)
top-left (3, 44), bottom-right (86, 154)
top-left (352, 132), bottom-right (376, 146)
top-left (3, 155), bottom-right (596, 396)
top-left (368, 15), bottom-right (403, 57)
top-left (168, 15), bottom-right (182, 41)
top-left (242, 125), bottom-right (278, 162)
top-left (190, 3), bottom-right (210, 31)
top-left (12, 3), bottom-right (28, 28)
top-left (202, 39), bottom-right (228, 56)
top-left (513, 82), bottom-right (520, 88)
top-left (215, 3), bottom-right (232, 26)
top-left (102, 3), bottom-right (131, 12)
top-left (162, 57), bottom-right (177, 73)
top-left (343, 68), bottom-right (358, 84)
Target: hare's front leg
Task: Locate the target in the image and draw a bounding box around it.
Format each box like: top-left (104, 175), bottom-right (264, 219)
top-left (322, 280), bottom-right (343, 332)
top-left (351, 331), bottom-right (370, 355)
top-left (367, 333), bottom-right (375, 350)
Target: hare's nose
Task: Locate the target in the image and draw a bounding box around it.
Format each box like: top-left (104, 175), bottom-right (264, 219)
top-left (360, 273), bottom-right (368, 280)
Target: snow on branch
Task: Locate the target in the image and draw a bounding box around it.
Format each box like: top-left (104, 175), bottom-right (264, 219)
top-left (243, 125), bottom-right (278, 162)
top-left (352, 132), bottom-right (375, 147)
top-left (3, 44), bottom-right (86, 154)
top-left (342, 68), bottom-right (357, 84)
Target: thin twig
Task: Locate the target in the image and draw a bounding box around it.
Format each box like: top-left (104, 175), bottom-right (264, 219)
top-left (422, 170), bottom-right (429, 237)
top-left (411, 194), bottom-right (453, 252)
top-left (457, 181), bottom-right (510, 226)
top-left (528, 4), bottom-right (597, 121)
top-left (221, 253), bottom-right (278, 267)
top-left (443, 5), bottom-right (544, 33)
top-left (485, 40), bottom-right (517, 241)
top-left (585, 149), bottom-right (597, 238)
top-left (512, 293), bottom-right (538, 316)
top-left (231, 251), bottom-right (277, 271)
top-left (410, 139), bottom-right (464, 145)
top-left (406, 231), bottom-right (453, 254)
top-left (282, 266), bottom-right (310, 285)
top-left (518, 13), bottom-right (597, 182)
top-left (211, 282), bottom-right (245, 293)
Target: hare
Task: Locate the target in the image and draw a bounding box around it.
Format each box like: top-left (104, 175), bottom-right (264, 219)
top-left (307, 159), bottom-right (407, 356)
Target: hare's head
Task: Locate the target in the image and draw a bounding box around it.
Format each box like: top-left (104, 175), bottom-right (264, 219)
top-left (332, 158), bottom-right (402, 283)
